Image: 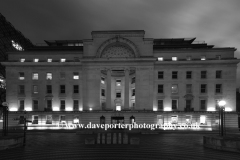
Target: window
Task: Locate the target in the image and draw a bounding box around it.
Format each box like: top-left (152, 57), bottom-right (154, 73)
top-left (131, 77), bottom-right (135, 84)
top-left (19, 100), bottom-right (24, 111)
top-left (186, 56), bottom-right (192, 61)
top-left (215, 84), bottom-right (222, 94)
top-left (171, 115), bottom-right (178, 124)
top-left (33, 85), bottom-right (38, 94)
top-left (60, 115), bottom-right (66, 122)
top-left (46, 73), bottom-right (52, 80)
top-left (32, 73), bottom-right (38, 80)
top-left (158, 57), bottom-right (163, 61)
top-left (32, 115), bottom-right (38, 124)
top-left (47, 58), bottom-right (52, 62)
top-left (73, 72), bottom-right (79, 79)
top-left (172, 100), bottom-right (178, 110)
top-left (172, 57), bottom-right (178, 61)
top-left (158, 71), bottom-right (164, 79)
top-left (200, 84), bottom-right (207, 93)
top-left (186, 84), bottom-right (192, 93)
top-left (158, 85), bottom-right (164, 93)
top-left (102, 102), bottom-right (106, 110)
top-left (186, 100), bottom-right (191, 109)
top-left (19, 72), bottom-right (24, 80)
top-left (60, 85), bottom-right (65, 94)
top-left (186, 71), bottom-right (192, 79)
top-left (60, 100), bottom-right (65, 111)
top-left (201, 56), bottom-right (206, 60)
top-left (19, 85), bottom-right (25, 94)
top-left (200, 100), bottom-right (206, 110)
top-left (157, 115), bottom-right (164, 125)
top-left (19, 116), bottom-right (24, 124)
top-left (116, 90), bottom-right (121, 98)
top-left (216, 70), bottom-right (222, 79)
top-left (46, 115), bottom-right (52, 124)
top-left (185, 115), bottom-right (192, 125)
top-left (216, 55), bottom-right (221, 60)
top-left (201, 71), bottom-right (207, 79)
top-left (171, 84), bottom-right (178, 94)
top-left (101, 89), bottom-right (105, 97)
top-left (172, 71), bottom-right (178, 79)
top-left (60, 58), bottom-right (66, 62)
top-left (73, 85), bottom-right (79, 94)
top-left (73, 100), bottom-right (79, 111)
top-left (46, 100), bottom-right (52, 110)
top-left (46, 85), bottom-right (52, 94)
top-left (20, 58), bottom-right (25, 62)
top-left (60, 72), bottom-right (65, 79)
top-left (33, 58), bottom-right (39, 62)
top-left (101, 77), bottom-right (105, 84)
top-left (215, 99), bottom-right (220, 110)
top-left (132, 88), bottom-right (135, 96)
top-left (73, 116), bottom-right (79, 124)
top-left (158, 100), bottom-right (163, 110)
top-left (33, 100), bottom-right (38, 110)
top-left (200, 115), bottom-right (206, 125)
top-left (116, 80), bottom-right (121, 86)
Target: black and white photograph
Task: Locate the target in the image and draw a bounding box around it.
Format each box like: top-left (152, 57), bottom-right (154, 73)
top-left (0, 0), bottom-right (240, 159)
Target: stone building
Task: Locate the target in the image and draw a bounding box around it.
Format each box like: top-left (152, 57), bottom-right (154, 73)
top-left (1, 30), bottom-right (239, 131)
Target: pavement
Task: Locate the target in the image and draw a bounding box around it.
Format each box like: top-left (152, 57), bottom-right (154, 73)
top-left (0, 132), bottom-right (240, 160)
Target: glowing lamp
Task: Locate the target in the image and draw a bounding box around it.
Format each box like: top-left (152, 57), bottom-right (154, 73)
top-left (9, 108), bottom-right (18, 111)
top-left (218, 100), bottom-right (226, 107)
top-left (89, 108), bottom-right (92, 111)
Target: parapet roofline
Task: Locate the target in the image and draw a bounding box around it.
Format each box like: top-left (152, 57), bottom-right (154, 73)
top-left (91, 30), bottom-right (145, 35)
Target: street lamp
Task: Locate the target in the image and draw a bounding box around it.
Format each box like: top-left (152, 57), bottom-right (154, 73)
top-left (218, 100), bottom-right (226, 136)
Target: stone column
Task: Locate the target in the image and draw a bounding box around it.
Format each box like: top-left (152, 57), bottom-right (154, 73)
top-left (106, 69), bottom-right (111, 109)
top-left (124, 69), bottom-right (130, 109)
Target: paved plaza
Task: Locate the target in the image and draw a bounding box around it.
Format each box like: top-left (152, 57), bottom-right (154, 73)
top-left (0, 132), bottom-right (240, 160)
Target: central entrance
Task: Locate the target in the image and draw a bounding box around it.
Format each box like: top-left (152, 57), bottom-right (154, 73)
top-left (111, 116), bottom-right (124, 124)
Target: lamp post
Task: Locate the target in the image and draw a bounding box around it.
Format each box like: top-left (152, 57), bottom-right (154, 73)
top-left (218, 100), bottom-right (226, 137)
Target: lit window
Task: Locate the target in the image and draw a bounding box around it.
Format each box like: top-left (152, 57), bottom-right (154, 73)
top-left (171, 115), bottom-right (178, 124)
top-left (60, 58), bottom-right (66, 62)
top-left (33, 85), bottom-right (38, 94)
top-left (157, 115), bottom-right (164, 125)
top-left (171, 84), bottom-right (178, 93)
top-left (116, 80), bottom-right (121, 86)
top-left (200, 115), bottom-right (206, 124)
top-left (46, 115), bottom-right (52, 124)
top-left (46, 73), bottom-right (52, 80)
top-left (186, 56), bottom-right (192, 61)
top-left (20, 58), bottom-right (25, 62)
top-left (47, 58), bottom-right (52, 62)
top-left (101, 77), bottom-right (105, 84)
top-left (34, 59), bottom-right (39, 62)
top-left (73, 115), bottom-right (79, 124)
top-left (32, 73), bottom-right (38, 80)
top-left (19, 72), bottom-right (24, 80)
top-left (73, 72), bottom-right (79, 79)
top-left (32, 115), bottom-right (38, 124)
top-left (172, 100), bottom-right (178, 110)
top-left (116, 90), bottom-right (121, 98)
top-left (172, 57), bottom-right (178, 61)
top-left (116, 105), bottom-right (121, 111)
top-left (158, 57), bottom-right (163, 61)
top-left (201, 56), bottom-right (206, 60)
top-left (185, 115), bottom-right (192, 125)
top-left (33, 100), bottom-right (38, 110)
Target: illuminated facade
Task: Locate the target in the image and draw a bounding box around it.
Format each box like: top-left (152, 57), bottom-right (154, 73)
top-left (1, 30), bottom-right (239, 131)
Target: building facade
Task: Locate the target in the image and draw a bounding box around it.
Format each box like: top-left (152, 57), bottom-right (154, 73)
top-left (2, 30), bottom-right (239, 131)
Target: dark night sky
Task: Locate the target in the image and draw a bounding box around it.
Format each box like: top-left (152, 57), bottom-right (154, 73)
top-left (1, 0), bottom-right (240, 84)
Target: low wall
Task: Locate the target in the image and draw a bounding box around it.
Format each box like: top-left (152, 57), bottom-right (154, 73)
top-left (203, 136), bottom-right (240, 153)
top-left (0, 136), bottom-right (24, 150)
